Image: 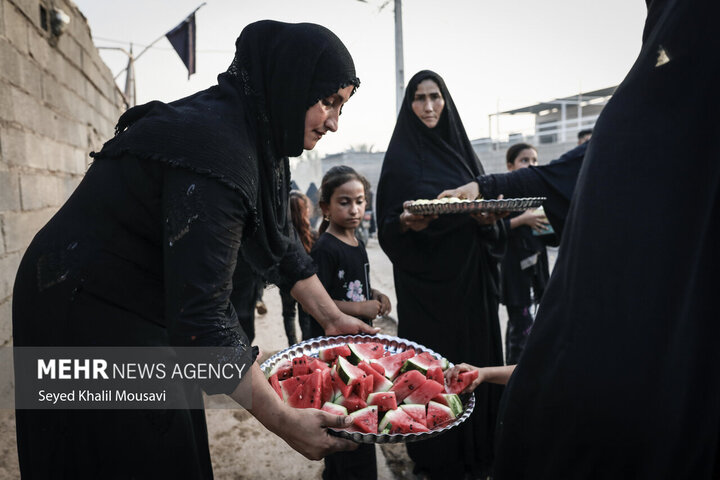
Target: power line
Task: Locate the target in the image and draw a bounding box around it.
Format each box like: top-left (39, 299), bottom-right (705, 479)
top-left (93, 36), bottom-right (232, 54)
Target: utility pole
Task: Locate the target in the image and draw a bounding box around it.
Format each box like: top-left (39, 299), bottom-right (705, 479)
top-left (394, 0), bottom-right (404, 116)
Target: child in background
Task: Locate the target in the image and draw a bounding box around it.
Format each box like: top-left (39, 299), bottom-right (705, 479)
top-left (279, 191), bottom-right (317, 344)
top-left (311, 165), bottom-right (391, 480)
top-left (500, 143), bottom-right (551, 364)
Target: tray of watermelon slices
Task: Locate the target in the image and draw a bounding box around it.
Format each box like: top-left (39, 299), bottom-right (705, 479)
top-left (260, 334), bottom-right (479, 444)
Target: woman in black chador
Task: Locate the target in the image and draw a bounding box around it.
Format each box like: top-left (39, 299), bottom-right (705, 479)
top-left (12, 20), bottom-right (377, 478)
top-left (445, 0), bottom-right (720, 477)
top-left (376, 70), bottom-right (505, 479)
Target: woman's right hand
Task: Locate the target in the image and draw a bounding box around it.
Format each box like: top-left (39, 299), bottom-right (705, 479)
top-left (359, 299), bottom-right (382, 320)
top-left (276, 406), bottom-right (358, 460)
top-left (445, 363), bottom-right (484, 394)
top-left (400, 201), bottom-right (438, 232)
top-left (518, 209), bottom-right (549, 232)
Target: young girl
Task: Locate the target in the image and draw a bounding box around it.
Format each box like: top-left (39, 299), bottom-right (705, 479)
top-left (279, 191), bottom-right (317, 344)
top-left (311, 165), bottom-right (391, 480)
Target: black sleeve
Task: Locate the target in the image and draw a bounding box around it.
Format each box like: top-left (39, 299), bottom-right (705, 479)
top-left (271, 231), bottom-right (317, 292)
top-left (163, 167), bottom-right (253, 395)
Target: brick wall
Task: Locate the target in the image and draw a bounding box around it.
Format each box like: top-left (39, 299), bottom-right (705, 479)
top-left (0, 0), bottom-right (125, 345)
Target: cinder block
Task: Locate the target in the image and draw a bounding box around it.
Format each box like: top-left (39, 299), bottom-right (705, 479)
top-left (0, 38), bottom-right (22, 87)
top-left (19, 174), bottom-right (63, 211)
top-left (0, 297), bottom-right (11, 347)
top-left (0, 127), bottom-right (46, 170)
top-left (2, 208), bottom-right (56, 253)
top-left (27, 23), bottom-right (51, 66)
top-left (56, 34), bottom-right (82, 69)
top-left (0, 170), bottom-right (21, 211)
top-left (0, 251), bottom-right (22, 301)
top-left (10, 0), bottom-right (38, 31)
top-left (4, 2), bottom-right (29, 53)
top-left (55, 117), bottom-right (86, 152)
top-left (0, 0), bottom-right (5, 37)
top-left (54, 143), bottom-right (86, 174)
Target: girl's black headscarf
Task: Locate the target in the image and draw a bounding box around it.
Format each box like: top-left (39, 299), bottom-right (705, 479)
top-left (91, 20), bottom-right (359, 275)
top-left (377, 70), bottom-right (483, 243)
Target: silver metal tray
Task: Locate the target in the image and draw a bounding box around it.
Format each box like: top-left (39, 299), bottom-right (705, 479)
top-left (259, 334), bottom-right (475, 444)
top-left (406, 197), bottom-right (546, 215)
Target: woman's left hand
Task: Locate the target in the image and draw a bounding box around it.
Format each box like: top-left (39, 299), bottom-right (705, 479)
top-left (324, 313), bottom-right (380, 336)
top-left (374, 293), bottom-right (392, 316)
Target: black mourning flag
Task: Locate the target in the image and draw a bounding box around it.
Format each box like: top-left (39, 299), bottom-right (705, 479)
top-left (166, 13), bottom-right (196, 78)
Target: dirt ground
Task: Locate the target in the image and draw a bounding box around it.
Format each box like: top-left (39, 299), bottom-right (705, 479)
top-left (0, 237), bottom-right (518, 479)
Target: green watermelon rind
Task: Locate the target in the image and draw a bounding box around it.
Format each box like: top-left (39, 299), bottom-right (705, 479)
top-left (378, 408), bottom-right (405, 432)
top-left (438, 393), bottom-right (464, 417)
top-left (427, 400), bottom-right (456, 428)
top-left (399, 356), bottom-right (436, 375)
top-left (347, 344), bottom-right (372, 365)
top-left (321, 402), bottom-right (348, 415)
top-left (337, 356), bottom-right (366, 386)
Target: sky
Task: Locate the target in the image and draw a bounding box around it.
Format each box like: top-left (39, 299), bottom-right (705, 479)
top-left (73, 0), bottom-right (648, 157)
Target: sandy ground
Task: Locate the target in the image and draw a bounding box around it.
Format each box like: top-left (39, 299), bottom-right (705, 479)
top-left (0, 237), bottom-right (523, 479)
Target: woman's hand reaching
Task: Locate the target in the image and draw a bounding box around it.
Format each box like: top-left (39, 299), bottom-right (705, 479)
top-left (324, 312), bottom-right (380, 336)
top-left (276, 407), bottom-right (358, 460)
top-left (400, 201), bottom-right (438, 232)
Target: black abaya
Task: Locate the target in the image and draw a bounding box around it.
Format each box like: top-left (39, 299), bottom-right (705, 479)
top-left (493, 1), bottom-right (720, 478)
top-left (377, 71), bottom-right (505, 478)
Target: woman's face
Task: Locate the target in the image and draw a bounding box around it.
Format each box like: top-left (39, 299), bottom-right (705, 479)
top-left (507, 148), bottom-right (538, 171)
top-left (411, 79), bottom-right (445, 129)
top-left (304, 84), bottom-right (355, 150)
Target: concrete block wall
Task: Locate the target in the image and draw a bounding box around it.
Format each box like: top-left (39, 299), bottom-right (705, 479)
top-left (476, 141), bottom-right (579, 174)
top-left (0, 0), bottom-right (125, 346)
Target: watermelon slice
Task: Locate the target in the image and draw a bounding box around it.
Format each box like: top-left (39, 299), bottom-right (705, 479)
top-left (366, 391), bottom-right (397, 412)
top-left (268, 373), bottom-right (283, 400)
top-left (348, 405), bottom-right (378, 433)
top-left (321, 402), bottom-right (348, 415)
top-left (446, 369), bottom-right (479, 395)
top-left (403, 379), bottom-right (445, 405)
top-left (287, 371), bottom-right (323, 409)
top-left (331, 364), bottom-right (352, 399)
top-left (336, 356), bottom-right (367, 386)
top-left (292, 356), bottom-right (312, 376)
top-left (320, 368), bottom-right (334, 403)
top-left (371, 349), bottom-right (416, 380)
top-left (347, 342), bottom-right (385, 365)
top-left (427, 400), bottom-right (455, 428)
top-left (426, 366), bottom-right (445, 390)
top-left (431, 393), bottom-right (464, 417)
top-left (357, 362), bottom-right (393, 393)
top-left (400, 404), bottom-right (427, 427)
top-left (352, 374), bottom-right (374, 401)
top-left (309, 358), bottom-right (330, 372)
top-left (390, 370), bottom-right (427, 403)
top-left (279, 374), bottom-right (311, 401)
top-left (400, 354), bottom-right (441, 376)
top-left (370, 362), bottom-right (385, 375)
top-left (318, 345), bottom-right (352, 362)
top-left (340, 393), bottom-right (367, 413)
top-left (266, 358), bottom-right (293, 380)
top-left (378, 408), bottom-right (429, 434)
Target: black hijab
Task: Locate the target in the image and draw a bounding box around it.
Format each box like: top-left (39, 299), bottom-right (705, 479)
top-left (91, 20), bottom-right (359, 275)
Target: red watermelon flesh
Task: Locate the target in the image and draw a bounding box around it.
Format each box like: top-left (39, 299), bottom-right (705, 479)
top-left (340, 393), bottom-right (367, 413)
top-left (358, 362), bottom-right (393, 392)
top-left (268, 359), bottom-right (293, 380)
top-left (280, 374), bottom-right (311, 401)
top-left (292, 356), bottom-right (312, 376)
top-left (372, 349), bottom-right (416, 380)
top-left (269, 373), bottom-right (283, 400)
top-left (318, 345), bottom-right (352, 362)
top-left (390, 370), bottom-right (427, 403)
top-left (400, 404), bottom-right (427, 427)
top-left (309, 358), bottom-right (330, 372)
top-left (417, 352), bottom-right (443, 368)
top-left (321, 368), bottom-right (334, 403)
top-left (426, 366), bottom-right (445, 391)
top-left (403, 379), bottom-right (445, 405)
top-left (427, 400), bottom-right (455, 428)
top-left (370, 362), bottom-right (385, 375)
top-left (347, 342), bottom-right (386, 364)
top-left (367, 391), bottom-right (397, 412)
top-left (446, 369), bottom-right (479, 394)
top-left (287, 371), bottom-right (322, 409)
top-left (349, 405), bottom-right (378, 433)
top-left (379, 408), bottom-right (429, 434)
top-left (352, 374), bottom-right (374, 401)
